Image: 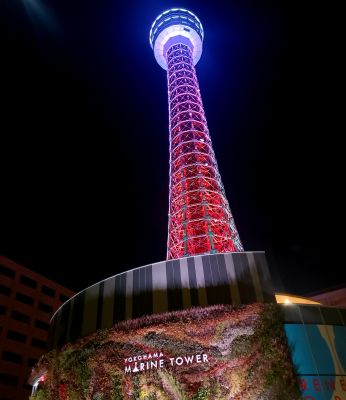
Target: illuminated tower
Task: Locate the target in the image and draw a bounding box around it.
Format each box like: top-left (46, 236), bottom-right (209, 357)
top-left (150, 8), bottom-right (243, 259)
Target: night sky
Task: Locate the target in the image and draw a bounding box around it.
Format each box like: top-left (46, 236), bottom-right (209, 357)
top-left (0, 0), bottom-right (342, 295)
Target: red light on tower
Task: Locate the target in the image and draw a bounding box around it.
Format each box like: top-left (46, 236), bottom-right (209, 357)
top-left (150, 9), bottom-right (243, 259)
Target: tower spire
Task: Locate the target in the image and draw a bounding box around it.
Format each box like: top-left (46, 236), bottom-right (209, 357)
top-left (150, 9), bottom-right (243, 259)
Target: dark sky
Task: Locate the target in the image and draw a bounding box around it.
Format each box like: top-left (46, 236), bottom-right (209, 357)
top-left (0, 0), bottom-right (342, 295)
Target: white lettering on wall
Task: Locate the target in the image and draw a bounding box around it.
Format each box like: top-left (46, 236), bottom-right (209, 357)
top-left (124, 353), bottom-right (209, 374)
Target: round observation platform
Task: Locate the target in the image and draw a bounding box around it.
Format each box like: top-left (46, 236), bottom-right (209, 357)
top-left (150, 8), bottom-right (204, 70)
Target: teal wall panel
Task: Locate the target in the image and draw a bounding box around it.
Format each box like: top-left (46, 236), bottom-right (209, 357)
top-left (285, 318), bottom-right (346, 400)
top-left (305, 325), bottom-right (335, 375)
top-left (284, 324), bottom-right (318, 375)
top-left (335, 326), bottom-right (346, 372)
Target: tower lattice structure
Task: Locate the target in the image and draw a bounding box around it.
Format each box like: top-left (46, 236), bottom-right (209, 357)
top-left (150, 9), bottom-right (243, 259)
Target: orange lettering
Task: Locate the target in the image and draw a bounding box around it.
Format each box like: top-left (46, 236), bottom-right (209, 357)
top-left (313, 378), bottom-right (321, 391)
top-left (299, 379), bottom-right (307, 391)
top-left (340, 377), bottom-right (346, 391)
top-left (324, 379), bottom-right (336, 391)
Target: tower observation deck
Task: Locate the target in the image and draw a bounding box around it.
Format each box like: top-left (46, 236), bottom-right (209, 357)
top-left (150, 8), bottom-right (243, 259)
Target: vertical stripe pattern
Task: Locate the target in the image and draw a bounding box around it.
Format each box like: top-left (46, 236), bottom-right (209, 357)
top-left (50, 251), bottom-right (274, 349)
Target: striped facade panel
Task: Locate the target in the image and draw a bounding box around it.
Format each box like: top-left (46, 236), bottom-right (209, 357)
top-left (82, 283), bottom-right (99, 337)
top-left (132, 265), bottom-right (152, 319)
top-left (96, 282), bottom-right (104, 330)
top-left (125, 271), bottom-right (133, 319)
top-left (194, 256), bottom-right (208, 307)
top-left (69, 291), bottom-right (85, 343)
top-left (166, 260), bottom-right (183, 311)
top-left (113, 273), bottom-right (127, 323)
top-left (152, 261), bottom-right (168, 314)
top-left (215, 254), bottom-right (232, 304)
top-left (202, 255), bottom-right (232, 306)
top-left (56, 299), bottom-right (70, 348)
top-left (50, 252), bottom-right (274, 349)
top-left (179, 257), bottom-right (191, 309)
top-left (253, 252), bottom-right (275, 302)
top-left (233, 253), bottom-right (256, 304)
top-left (223, 253), bottom-right (240, 305)
top-left (186, 256), bottom-right (199, 307)
top-left (102, 277), bottom-right (115, 328)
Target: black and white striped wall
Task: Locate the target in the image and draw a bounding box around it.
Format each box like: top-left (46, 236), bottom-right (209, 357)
top-left (49, 251), bottom-right (274, 349)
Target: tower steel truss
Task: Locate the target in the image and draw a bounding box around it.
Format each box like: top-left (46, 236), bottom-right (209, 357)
top-left (150, 9), bottom-right (243, 259)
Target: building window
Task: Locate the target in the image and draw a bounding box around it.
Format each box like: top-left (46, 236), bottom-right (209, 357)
top-left (31, 338), bottom-right (47, 350)
top-left (2, 351), bottom-right (23, 364)
top-left (59, 293), bottom-right (69, 303)
top-left (12, 310), bottom-right (30, 324)
top-left (38, 302), bottom-right (53, 314)
top-left (0, 264), bottom-right (15, 279)
top-left (16, 292), bottom-right (34, 306)
top-left (20, 275), bottom-right (37, 289)
top-left (7, 329), bottom-right (27, 343)
top-left (27, 357), bottom-right (38, 367)
top-left (0, 372), bottom-right (19, 386)
top-left (0, 284), bottom-right (11, 296)
top-left (35, 319), bottom-right (50, 331)
top-left (41, 285), bottom-right (55, 298)
top-left (0, 305), bottom-right (6, 315)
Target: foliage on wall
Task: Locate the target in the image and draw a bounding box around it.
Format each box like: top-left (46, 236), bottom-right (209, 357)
top-left (30, 303), bottom-right (299, 400)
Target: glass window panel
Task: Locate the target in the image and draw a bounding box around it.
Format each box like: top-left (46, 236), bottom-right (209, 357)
top-left (300, 305), bottom-right (323, 324)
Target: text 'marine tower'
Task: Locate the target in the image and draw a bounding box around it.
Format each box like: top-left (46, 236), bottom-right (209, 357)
top-left (150, 8), bottom-right (243, 260)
